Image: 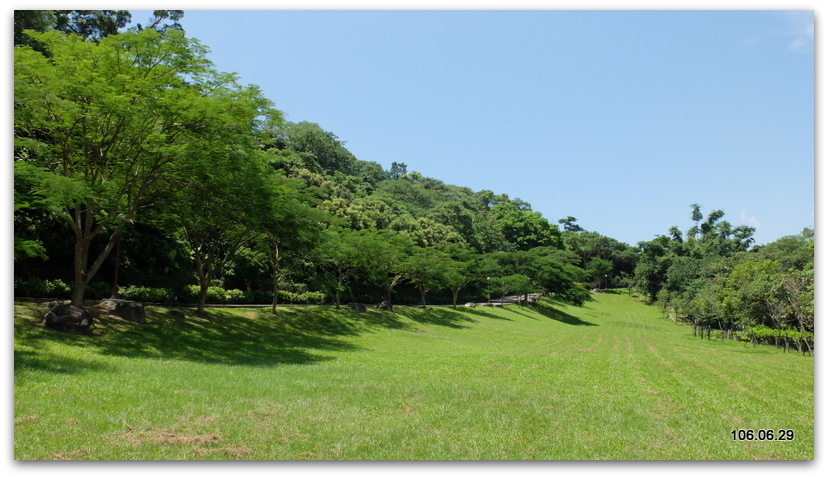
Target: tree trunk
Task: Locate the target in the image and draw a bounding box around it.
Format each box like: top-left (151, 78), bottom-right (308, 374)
top-left (196, 279), bottom-right (209, 315)
top-left (70, 227), bottom-right (120, 307)
top-left (70, 274), bottom-right (88, 307)
top-left (110, 233), bottom-right (121, 299)
top-left (270, 243), bottom-right (281, 314)
top-left (451, 288), bottom-right (460, 309)
top-left (334, 272), bottom-right (344, 310)
top-left (801, 337), bottom-right (812, 356)
top-left (271, 273), bottom-right (280, 314)
top-left (71, 220), bottom-right (91, 306)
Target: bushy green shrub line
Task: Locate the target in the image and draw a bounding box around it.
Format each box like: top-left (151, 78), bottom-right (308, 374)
top-left (175, 285), bottom-right (324, 304)
top-left (745, 324), bottom-right (814, 341)
top-left (14, 277), bottom-right (72, 298)
top-left (119, 285), bottom-right (174, 303)
top-left (14, 277), bottom-right (327, 305)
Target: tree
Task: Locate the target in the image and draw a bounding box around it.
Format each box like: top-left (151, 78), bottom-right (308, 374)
top-left (134, 10), bottom-right (184, 33)
top-left (439, 244), bottom-right (488, 308)
top-left (317, 228), bottom-right (368, 309)
top-left (493, 202), bottom-right (562, 250)
top-left (14, 10), bottom-right (184, 48)
top-left (13, 161), bottom-right (58, 261)
top-left (172, 152), bottom-right (287, 315)
top-left (14, 10), bottom-right (57, 49)
top-left (277, 122), bottom-right (358, 176)
top-left (716, 260), bottom-right (782, 330)
top-left (634, 236), bottom-right (672, 301)
top-left (404, 246), bottom-right (453, 307)
top-left (261, 191), bottom-right (326, 314)
top-left (558, 216), bottom-right (585, 232)
top-left (54, 10), bottom-right (132, 41)
top-left (491, 274), bottom-right (534, 301)
top-left (587, 257), bottom-right (613, 289)
top-left (361, 230), bottom-right (414, 304)
top-left (388, 162), bottom-right (408, 180)
top-left (755, 228), bottom-right (814, 271)
top-left (780, 267), bottom-right (814, 335)
top-left (14, 28), bottom-right (278, 306)
top-left (389, 215), bottom-right (464, 247)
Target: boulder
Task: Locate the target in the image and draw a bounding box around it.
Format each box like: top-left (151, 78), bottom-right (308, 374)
top-left (464, 302), bottom-right (476, 308)
top-left (377, 300), bottom-right (393, 311)
top-left (348, 302), bottom-right (367, 312)
top-left (41, 304), bottom-right (93, 335)
top-left (100, 299), bottom-right (146, 324)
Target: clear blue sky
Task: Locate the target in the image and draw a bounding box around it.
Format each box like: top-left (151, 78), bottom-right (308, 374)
top-left (130, 8), bottom-right (814, 247)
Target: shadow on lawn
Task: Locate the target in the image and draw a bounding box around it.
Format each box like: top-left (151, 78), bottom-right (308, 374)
top-left (393, 306), bottom-right (477, 329)
top-left (461, 306), bottom-right (513, 321)
top-left (525, 301), bottom-right (599, 326)
top-left (89, 307), bottom-right (379, 367)
top-left (14, 303), bottom-right (119, 380)
top-left (13, 299), bottom-right (554, 373)
top-left (14, 348), bottom-right (116, 379)
top-left (14, 303), bottom-right (388, 370)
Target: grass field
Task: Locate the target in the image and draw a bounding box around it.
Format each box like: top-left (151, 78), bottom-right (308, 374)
top-left (13, 292), bottom-right (814, 460)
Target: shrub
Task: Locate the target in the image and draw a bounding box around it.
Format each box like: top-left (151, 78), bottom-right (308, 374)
top-left (559, 283), bottom-right (591, 306)
top-left (178, 285), bottom-right (199, 303)
top-left (224, 289), bottom-right (245, 304)
top-left (85, 282), bottom-right (112, 300)
top-left (119, 285), bottom-right (174, 303)
top-left (206, 286), bottom-right (228, 304)
top-left (177, 285), bottom-right (234, 304)
top-left (14, 277), bottom-right (71, 298)
top-left (244, 290), bottom-right (272, 304)
top-left (176, 285), bottom-right (325, 305)
top-left (279, 290), bottom-right (326, 304)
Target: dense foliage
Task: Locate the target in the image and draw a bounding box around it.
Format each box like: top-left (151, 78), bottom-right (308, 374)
top-left (14, 11), bottom-right (813, 349)
top-left (634, 204), bottom-right (814, 350)
top-left (13, 15), bottom-right (601, 313)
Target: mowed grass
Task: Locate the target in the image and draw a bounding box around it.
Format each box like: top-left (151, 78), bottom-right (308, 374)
top-left (14, 292), bottom-right (813, 460)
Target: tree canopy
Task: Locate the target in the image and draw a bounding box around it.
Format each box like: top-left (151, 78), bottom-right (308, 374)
top-left (13, 15), bottom-right (813, 350)
top-left (14, 27), bottom-right (277, 305)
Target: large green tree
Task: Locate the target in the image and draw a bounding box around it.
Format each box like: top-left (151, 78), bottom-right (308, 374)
top-left (404, 246), bottom-right (454, 307)
top-left (171, 152), bottom-right (288, 315)
top-left (14, 28), bottom-right (278, 306)
top-left (273, 121), bottom-right (358, 176)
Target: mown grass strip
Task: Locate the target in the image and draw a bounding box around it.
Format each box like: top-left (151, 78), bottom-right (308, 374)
top-left (14, 293), bottom-right (813, 460)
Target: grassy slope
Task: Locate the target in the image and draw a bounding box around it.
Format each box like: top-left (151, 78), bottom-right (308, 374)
top-left (14, 293), bottom-right (813, 460)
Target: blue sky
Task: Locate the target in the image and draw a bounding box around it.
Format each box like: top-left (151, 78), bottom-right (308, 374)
top-left (127, 8), bottom-right (814, 247)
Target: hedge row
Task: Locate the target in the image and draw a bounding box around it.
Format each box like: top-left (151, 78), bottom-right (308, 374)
top-left (744, 324), bottom-right (814, 341)
top-left (13, 278), bottom-right (326, 305)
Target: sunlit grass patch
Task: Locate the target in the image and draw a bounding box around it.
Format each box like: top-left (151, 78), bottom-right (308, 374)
top-left (14, 294), bottom-right (813, 460)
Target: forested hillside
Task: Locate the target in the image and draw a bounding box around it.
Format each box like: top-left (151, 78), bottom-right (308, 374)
top-left (13, 11), bottom-right (813, 346)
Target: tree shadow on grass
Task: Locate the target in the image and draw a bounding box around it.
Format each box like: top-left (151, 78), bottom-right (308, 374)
top-left (461, 306), bottom-right (514, 321)
top-left (88, 307), bottom-right (372, 367)
top-left (525, 301), bottom-right (599, 326)
top-left (14, 348), bottom-right (116, 383)
top-left (392, 306), bottom-right (477, 329)
top-left (14, 303), bottom-right (123, 380)
top-left (500, 304), bottom-right (541, 321)
top-left (14, 301), bottom-right (483, 374)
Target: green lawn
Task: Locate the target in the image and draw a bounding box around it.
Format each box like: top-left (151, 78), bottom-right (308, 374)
top-left (13, 292), bottom-right (813, 460)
